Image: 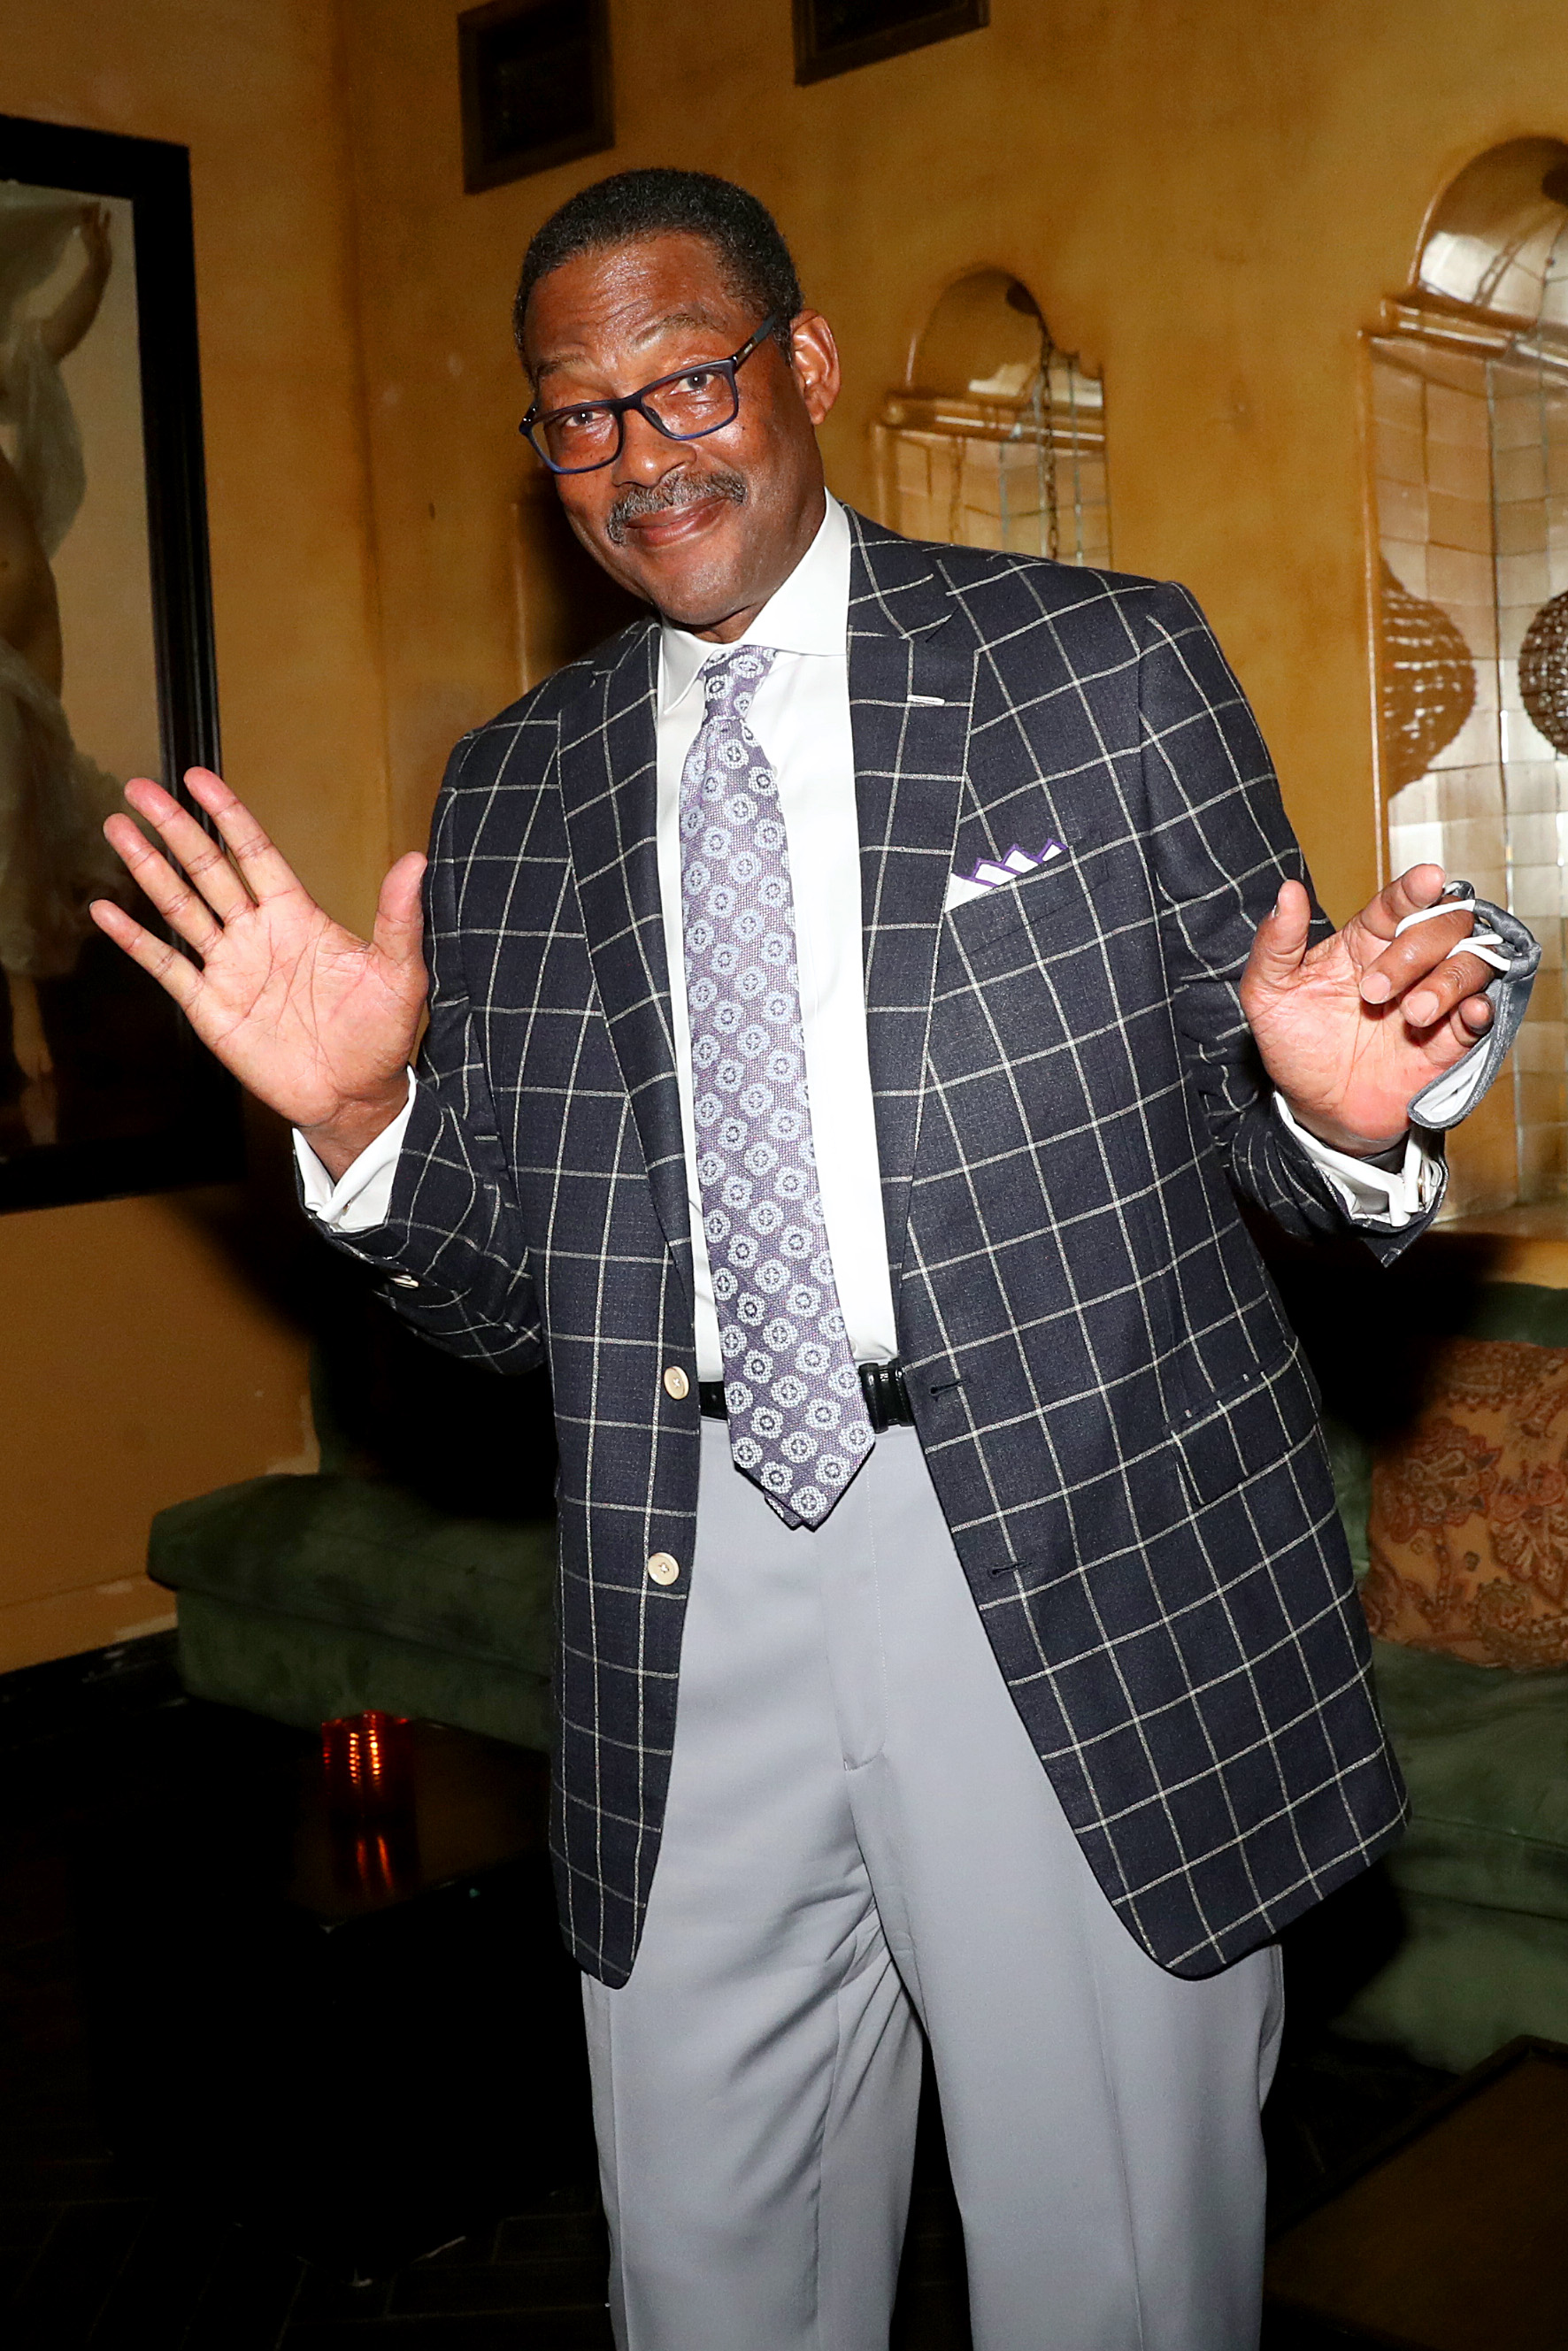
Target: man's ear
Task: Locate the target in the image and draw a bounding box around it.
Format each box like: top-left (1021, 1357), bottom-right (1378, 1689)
top-left (788, 311), bottom-right (841, 427)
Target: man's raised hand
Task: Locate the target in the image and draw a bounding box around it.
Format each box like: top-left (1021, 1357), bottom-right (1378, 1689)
top-left (1240, 864), bottom-right (1495, 1156)
top-left (90, 768), bottom-right (427, 1179)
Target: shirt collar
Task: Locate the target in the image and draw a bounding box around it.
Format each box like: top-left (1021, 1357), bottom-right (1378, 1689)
top-left (658, 492), bottom-right (850, 718)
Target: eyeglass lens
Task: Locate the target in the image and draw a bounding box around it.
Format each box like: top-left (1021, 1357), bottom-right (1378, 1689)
top-left (538, 366), bottom-right (739, 472)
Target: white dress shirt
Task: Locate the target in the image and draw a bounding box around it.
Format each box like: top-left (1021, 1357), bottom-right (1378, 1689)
top-left (297, 496), bottom-right (1437, 1325)
top-left (654, 496), bottom-right (895, 1379)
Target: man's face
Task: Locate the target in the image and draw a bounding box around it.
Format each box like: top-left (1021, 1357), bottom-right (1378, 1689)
top-left (519, 232), bottom-right (840, 641)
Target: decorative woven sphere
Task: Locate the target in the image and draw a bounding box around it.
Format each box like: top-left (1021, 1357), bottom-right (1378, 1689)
top-left (1519, 589), bottom-right (1568, 755)
top-left (1379, 561), bottom-right (1477, 788)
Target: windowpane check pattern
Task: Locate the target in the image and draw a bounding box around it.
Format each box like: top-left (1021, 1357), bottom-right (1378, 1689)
top-left (324, 511), bottom-right (1408, 1991)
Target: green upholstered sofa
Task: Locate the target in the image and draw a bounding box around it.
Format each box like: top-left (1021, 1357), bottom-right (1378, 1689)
top-left (1340, 1640), bottom-right (1568, 2071)
top-left (1312, 1270), bottom-right (1568, 2073)
top-left (152, 1469), bottom-right (557, 1752)
top-left (148, 1305), bottom-right (559, 1755)
top-left (147, 1244), bottom-right (1568, 2075)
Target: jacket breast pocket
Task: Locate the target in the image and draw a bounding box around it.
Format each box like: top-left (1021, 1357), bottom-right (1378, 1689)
top-left (945, 833), bottom-right (1103, 968)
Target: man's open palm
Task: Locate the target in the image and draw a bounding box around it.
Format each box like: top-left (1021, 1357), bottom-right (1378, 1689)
top-left (1241, 865), bottom-right (1495, 1153)
top-left (90, 769), bottom-right (427, 1172)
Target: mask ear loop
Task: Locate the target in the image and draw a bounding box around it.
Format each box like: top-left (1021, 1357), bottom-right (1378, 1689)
top-left (1393, 893), bottom-right (1512, 973)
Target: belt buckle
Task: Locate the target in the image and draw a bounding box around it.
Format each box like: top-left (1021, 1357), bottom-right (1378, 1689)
top-left (859, 1360), bottom-right (907, 1433)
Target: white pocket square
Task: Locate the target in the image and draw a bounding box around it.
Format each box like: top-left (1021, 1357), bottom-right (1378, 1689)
top-left (943, 840), bottom-right (1066, 912)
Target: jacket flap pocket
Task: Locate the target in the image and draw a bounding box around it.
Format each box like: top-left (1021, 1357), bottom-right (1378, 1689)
top-left (1172, 1352), bottom-right (1322, 1510)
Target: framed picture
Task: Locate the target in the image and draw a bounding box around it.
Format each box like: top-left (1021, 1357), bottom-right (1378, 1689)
top-left (459, 0), bottom-right (614, 195)
top-left (0, 111), bottom-right (236, 1214)
top-left (793, 0), bottom-right (988, 84)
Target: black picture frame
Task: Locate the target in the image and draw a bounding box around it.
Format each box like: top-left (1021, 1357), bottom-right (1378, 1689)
top-left (459, 0), bottom-right (615, 195)
top-left (0, 111), bottom-right (239, 1214)
top-left (794, 0), bottom-right (988, 84)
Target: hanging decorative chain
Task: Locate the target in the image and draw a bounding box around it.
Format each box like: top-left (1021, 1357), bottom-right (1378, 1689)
top-left (1518, 588), bottom-right (1568, 755)
top-left (1034, 330), bottom-right (1059, 562)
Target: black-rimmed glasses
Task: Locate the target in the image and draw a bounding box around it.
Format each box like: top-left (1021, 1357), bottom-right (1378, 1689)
top-left (520, 313), bottom-right (783, 475)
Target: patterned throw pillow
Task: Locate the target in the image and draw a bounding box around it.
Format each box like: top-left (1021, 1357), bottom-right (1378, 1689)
top-left (1363, 1337), bottom-right (1568, 1669)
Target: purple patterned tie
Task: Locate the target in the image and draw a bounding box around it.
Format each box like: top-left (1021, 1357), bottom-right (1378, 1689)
top-left (680, 646), bottom-right (873, 1528)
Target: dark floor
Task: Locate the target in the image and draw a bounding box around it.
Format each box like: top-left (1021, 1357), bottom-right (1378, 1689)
top-left (1, 1635), bottom-right (1452, 2348)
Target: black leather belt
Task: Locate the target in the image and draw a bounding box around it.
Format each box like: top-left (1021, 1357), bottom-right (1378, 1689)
top-left (698, 1358), bottom-right (914, 1433)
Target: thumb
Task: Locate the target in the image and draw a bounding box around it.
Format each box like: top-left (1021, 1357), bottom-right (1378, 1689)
top-left (1241, 877), bottom-right (1312, 998)
top-left (372, 850), bottom-right (427, 972)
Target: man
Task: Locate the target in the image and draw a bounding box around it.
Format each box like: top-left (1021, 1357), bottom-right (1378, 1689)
top-left (94, 171), bottom-right (1509, 2351)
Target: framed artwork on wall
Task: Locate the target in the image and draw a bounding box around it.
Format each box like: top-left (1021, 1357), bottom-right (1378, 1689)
top-left (793, 0), bottom-right (988, 85)
top-left (459, 0), bottom-right (614, 194)
top-left (0, 111), bottom-right (236, 1214)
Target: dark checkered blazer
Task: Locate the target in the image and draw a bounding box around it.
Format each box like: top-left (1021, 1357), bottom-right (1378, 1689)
top-left (330, 510), bottom-right (1416, 1986)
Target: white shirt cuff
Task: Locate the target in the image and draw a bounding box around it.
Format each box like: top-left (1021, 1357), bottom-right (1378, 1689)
top-left (294, 1071), bottom-right (416, 1233)
top-left (1273, 1092), bottom-right (1441, 1231)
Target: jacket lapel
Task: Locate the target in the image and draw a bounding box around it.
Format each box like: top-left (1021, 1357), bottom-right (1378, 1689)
top-left (845, 512), bottom-right (976, 1302)
top-left (557, 620), bottom-right (694, 1301)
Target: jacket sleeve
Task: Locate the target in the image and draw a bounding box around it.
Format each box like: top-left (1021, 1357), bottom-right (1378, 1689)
top-left (1136, 580), bottom-right (1442, 1264)
top-left (312, 734), bottom-right (547, 1371)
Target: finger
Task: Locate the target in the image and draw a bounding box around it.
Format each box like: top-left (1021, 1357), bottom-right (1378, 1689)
top-left (371, 852), bottom-right (427, 972)
top-left (1355, 863), bottom-right (1448, 946)
top-left (88, 898), bottom-right (202, 1013)
top-left (1400, 955), bottom-right (1497, 1030)
top-left (1412, 992), bottom-right (1495, 1073)
top-left (103, 812), bottom-right (224, 955)
top-left (1241, 877), bottom-right (1312, 996)
top-left (182, 767), bottom-right (307, 907)
top-left (1360, 904), bottom-right (1480, 1005)
top-left (120, 776), bottom-right (254, 924)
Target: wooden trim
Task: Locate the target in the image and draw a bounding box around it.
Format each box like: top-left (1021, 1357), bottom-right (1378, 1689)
top-left (0, 111), bottom-right (242, 1212)
top-left (793, 0), bottom-right (988, 88)
top-left (459, 0), bottom-right (614, 195)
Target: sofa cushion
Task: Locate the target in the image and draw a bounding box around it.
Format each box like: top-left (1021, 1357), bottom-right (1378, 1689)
top-left (173, 1590), bottom-right (554, 1750)
top-left (150, 1474), bottom-right (557, 1678)
top-left (1331, 1892), bottom-right (1568, 2074)
top-left (1371, 1637), bottom-right (1568, 1922)
top-left (1363, 1337), bottom-right (1568, 1667)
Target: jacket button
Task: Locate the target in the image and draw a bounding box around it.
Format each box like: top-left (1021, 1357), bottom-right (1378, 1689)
top-left (646, 1553), bottom-right (680, 1587)
top-left (389, 1274), bottom-right (419, 1289)
top-left (663, 1365), bottom-right (689, 1400)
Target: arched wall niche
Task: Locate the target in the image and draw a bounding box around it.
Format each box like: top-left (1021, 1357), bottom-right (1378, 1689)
top-left (1369, 138), bottom-right (1568, 1211)
top-left (871, 271), bottom-right (1111, 565)
top-left (1416, 138), bottom-right (1568, 327)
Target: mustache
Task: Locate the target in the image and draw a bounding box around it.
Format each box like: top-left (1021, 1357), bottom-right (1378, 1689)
top-left (604, 467), bottom-right (747, 545)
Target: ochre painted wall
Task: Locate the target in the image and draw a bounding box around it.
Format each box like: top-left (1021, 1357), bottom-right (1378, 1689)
top-left (9, 0), bottom-right (1568, 1670)
top-left (338, 0), bottom-right (1568, 929)
top-left (0, 0), bottom-right (388, 1671)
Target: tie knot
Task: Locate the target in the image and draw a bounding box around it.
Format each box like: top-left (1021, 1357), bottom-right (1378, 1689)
top-left (700, 646), bottom-right (776, 711)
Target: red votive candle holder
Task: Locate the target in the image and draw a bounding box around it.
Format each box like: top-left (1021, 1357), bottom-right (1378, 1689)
top-left (320, 1709), bottom-right (415, 1825)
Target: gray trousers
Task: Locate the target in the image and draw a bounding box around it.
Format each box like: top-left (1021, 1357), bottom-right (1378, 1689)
top-left (582, 1419), bottom-right (1284, 2351)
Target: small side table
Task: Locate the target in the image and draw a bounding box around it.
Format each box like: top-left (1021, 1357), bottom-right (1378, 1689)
top-left (76, 1709), bottom-right (593, 2279)
top-left (1264, 2037), bottom-right (1568, 2349)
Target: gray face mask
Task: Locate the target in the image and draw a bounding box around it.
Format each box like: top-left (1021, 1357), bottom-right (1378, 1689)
top-left (1401, 880), bottom-right (1542, 1131)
